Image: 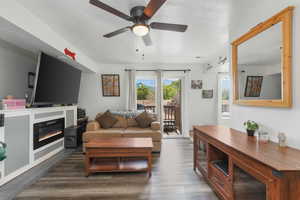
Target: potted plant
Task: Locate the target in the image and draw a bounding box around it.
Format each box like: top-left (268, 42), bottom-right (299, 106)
top-left (243, 120), bottom-right (259, 136)
top-left (0, 142), bottom-right (7, 161)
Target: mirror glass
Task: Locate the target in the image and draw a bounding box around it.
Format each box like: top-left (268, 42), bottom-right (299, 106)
top-left (237, 23), bottom-right (282, 100)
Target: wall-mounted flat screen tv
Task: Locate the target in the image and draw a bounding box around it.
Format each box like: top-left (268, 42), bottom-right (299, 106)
top-left (32, 52), bottom-right (82, 105)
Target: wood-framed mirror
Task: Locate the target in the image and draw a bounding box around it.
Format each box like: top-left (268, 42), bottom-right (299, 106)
top-left (231, 7), bottom-right (294, 107)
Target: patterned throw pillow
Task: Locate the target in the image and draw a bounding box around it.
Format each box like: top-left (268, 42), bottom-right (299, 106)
top-left (96, 111), bottom-right (118, 129)
top-left (135, 111), bottom-right (154, 128)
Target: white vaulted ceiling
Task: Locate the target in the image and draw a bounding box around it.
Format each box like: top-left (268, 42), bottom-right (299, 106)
top-left (15, 0), bottom-right (230, 64)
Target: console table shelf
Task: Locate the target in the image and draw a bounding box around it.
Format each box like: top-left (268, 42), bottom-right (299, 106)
top-left (194, 125), bottom-right (300, 200)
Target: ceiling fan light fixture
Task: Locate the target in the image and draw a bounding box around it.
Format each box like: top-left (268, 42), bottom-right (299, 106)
top-left (132, 24), bottom-right (149, 37)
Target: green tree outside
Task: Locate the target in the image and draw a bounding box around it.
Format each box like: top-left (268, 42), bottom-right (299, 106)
top-left (137, 83), bottom-right (152, 100)
top-left (163, 80), bottom-right (180, 100)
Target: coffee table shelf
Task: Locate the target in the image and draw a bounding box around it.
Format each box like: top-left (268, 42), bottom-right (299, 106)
top-left (85, 138), bottom-right (153, 177)
top-left (89, 158), bottom-right (148, 172)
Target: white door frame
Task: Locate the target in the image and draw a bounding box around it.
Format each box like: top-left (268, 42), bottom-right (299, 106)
top-left (163, 73), bottom-right (189, 138)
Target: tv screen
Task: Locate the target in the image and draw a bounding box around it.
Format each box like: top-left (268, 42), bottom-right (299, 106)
top-left (33, 52), bottom-right (82, 104)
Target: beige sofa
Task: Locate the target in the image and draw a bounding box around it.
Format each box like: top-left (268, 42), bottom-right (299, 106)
top-left (83, 112), bottom-right (162, 152)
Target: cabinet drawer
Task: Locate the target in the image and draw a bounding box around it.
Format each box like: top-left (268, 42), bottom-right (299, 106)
top-left (209, 164), bottom-right (232, 199)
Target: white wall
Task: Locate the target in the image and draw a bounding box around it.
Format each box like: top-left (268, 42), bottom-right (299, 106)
top-left (229, 0), bottom-right (300, 149)
top-left (78, 64), bottom-right (218, 130)
top-left (78, 65), bottom-right (127, 119)
top-left (0, 39), bottom-right (36, 99)
top-left (189, 66), bottom-right (218, 128)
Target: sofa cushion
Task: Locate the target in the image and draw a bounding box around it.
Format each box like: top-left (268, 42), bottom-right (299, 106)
top-left (127, 117), bottom-right (139, 127)
top-left (82, 129), bottom-right (124, 142)
top-left (151, 121), bottom-right (161, 130)
top-left (96, 111), bottom-right (118, 129)
top-left (112, 115), bottom-right (128, 128)
top-left (135, 111), bottom-right (154, 128)
top-left (123, 127), bottom-right (162, 141)
top-left (86, 121), bottom-right (101, 131)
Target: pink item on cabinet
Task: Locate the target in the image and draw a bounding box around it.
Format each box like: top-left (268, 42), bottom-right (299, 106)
top-left (2, 99), bottom-right (26, 110)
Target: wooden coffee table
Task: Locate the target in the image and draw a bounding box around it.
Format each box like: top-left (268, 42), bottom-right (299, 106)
top-left (84, 138), bottom-right (153, 177)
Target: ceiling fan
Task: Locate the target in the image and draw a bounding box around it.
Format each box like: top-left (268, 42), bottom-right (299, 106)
top-left (89, 0), bottom-right (188, 46)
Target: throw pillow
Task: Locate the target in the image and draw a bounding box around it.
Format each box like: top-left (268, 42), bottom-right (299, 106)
top-left (112, 115), bottom-right (128, 128)
top-left (135, 111), bottom-right (154, 128)
top-left (96, 111), bottom-right (118, 129)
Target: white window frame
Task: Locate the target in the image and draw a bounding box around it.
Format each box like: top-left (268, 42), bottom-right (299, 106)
top-left (218, 73), bottom-right (231, 120)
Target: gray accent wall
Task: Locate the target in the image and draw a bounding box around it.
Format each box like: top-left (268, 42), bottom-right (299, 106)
top-left (4, 115), bottom-right (30, 176)
top-left (0, 39), bottom-right (36, 99)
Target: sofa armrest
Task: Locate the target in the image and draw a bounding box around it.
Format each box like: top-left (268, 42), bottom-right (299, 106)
top-left (151, 121), bottom-right (161, 131)
top-left (86, 121), bottom-right (101, 131)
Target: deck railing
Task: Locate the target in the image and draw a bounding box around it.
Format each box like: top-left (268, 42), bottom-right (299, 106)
top-left (138, 104), bottom-right (181, 135)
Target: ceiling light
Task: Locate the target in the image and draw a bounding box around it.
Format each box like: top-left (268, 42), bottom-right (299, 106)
top-left (132, 24), bottom-right (149, 37)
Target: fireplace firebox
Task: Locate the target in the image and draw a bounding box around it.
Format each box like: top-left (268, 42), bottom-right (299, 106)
top-left (33, 118), bottom-right (65, 150)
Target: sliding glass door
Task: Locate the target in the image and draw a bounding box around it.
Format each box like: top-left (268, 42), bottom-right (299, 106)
top-left (134, 71), bottom-right (189, 138)
top-left (163, 78), bottom-right (182, 137)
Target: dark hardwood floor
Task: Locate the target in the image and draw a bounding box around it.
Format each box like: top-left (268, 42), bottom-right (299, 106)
top-left (15, 139), bottom-right (218, 200)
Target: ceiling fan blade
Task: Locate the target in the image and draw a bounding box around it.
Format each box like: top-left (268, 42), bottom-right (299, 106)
top-left (142, 34), bottom-right (152, 46)
top-left (103, 27), bottom-right (131, 38)
top-left (150, 22), bottom-right (188, 32)
top-left (143, 0), bottom-right (167, 19)
top-left (90, 0), bottom-right (133, 21)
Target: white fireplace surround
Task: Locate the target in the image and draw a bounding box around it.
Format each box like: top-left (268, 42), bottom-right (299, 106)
top-left (0, 106), bottom-right (77, 186)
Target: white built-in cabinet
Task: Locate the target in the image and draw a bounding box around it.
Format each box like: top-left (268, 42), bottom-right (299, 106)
top-left (0, 106), bottom-right (77, 186)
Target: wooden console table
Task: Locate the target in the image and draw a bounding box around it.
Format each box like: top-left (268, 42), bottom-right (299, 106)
top-left (193, 125), bottom-right (300, 200)
top-left (85, 138), bottom-right (153, 177)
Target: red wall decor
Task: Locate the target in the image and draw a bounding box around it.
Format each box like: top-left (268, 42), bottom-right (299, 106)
top-left (64, 48), bottom-right (76, 60)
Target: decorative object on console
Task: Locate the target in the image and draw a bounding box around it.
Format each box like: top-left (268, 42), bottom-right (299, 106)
top-left (28, 72), bottom-right (35, 89)
top-left (278, 132), bottom-right (287, 147)
top-left (243, 120), bottom-right (259, 136)
top-left (202, 89), bottom-right (213, 99)
top-left (191, 80), bottom-right (203, 89)
top-left (258, 131), bottom-right (269, 143)
top-left (1, 99), bottom-right (26, 110)
top-left (64, 48), bottom-right (76, 60)
top-left (244, 76), bottom-right (263, 97)
top-left (101, 74), bottom-right (120, 97)
top-left (0, 141), bottom-right (7, 161)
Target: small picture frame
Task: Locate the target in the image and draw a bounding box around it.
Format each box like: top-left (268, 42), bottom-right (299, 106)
top-left (244, 76), bottom-right (263, 97)
top-left (101, 74), bottom-right (120, 97)
top-left (191, 80), bottom-right (203, 89)
top-left (202, 89), bottom-right (213, 99)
